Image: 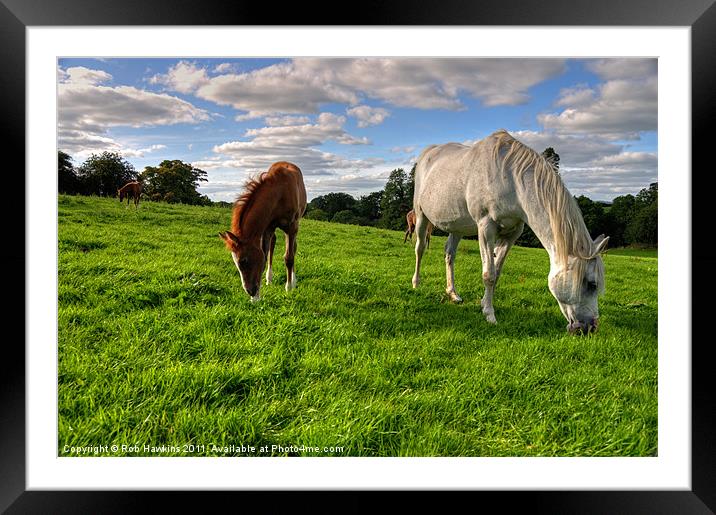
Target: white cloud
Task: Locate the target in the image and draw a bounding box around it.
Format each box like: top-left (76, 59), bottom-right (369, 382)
top-left (58, 66), bottom-right (210, 157)
top-left (297, 58), bottom-right (565, 109)
top-left (587, 151), bottom-right (657, 168)
top-left (510, 58), bottom-right (659, 199)
top-left (68, 140), bottom-right (168, 160)
top-left (391, 145), bottom-right (417, 154)
top-left (538, 59), bottom-right (657, 140)
top-left (202, 112), bottom-right (379, 180)
top-left (60, 66), bottom-right (113, 86)
top-left (555, 85), bottom-right (595, 108)
top-left (150, 61), bottom-right (209, 94)
top-left (59, 84), bottom-right (210, 132)
top-left (59, 129), bottom-right (120, 156)
top-left (212, 62), bottom-right (236, 74)
top-left (347, 105), bottom-right (390, 127)
top-left (178, 58), bottom-right (565, 119)
top-left (264, 115), bottom-right (311, 127)
top-left (510, 130), bottom-right (623, 166)
top-left (538, 76), bottom-right (657, 139)
top-left (57, 66), bottom-right (69, 83)
top-left (218, 113), bottom-right (369, 153)
top-left (195, 61), bottom-right (359, 118)
top-left (585, 58), bottom-right (657, 80)
top-left (120, 144), bottom-right (168, 158)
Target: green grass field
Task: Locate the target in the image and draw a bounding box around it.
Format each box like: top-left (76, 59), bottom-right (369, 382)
top-left (58, 195), bottom-right (658, 457)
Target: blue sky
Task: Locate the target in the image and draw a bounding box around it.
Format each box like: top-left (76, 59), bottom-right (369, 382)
top-left (58, 57), bottom-right (657, 202)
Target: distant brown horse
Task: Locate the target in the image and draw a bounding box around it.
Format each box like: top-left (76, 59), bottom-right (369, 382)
top-left (220, 162), bottom-right (307, 301)
top-left (118, 181), bottom-right (142, 208)
top-left (404, 209), bottom-right (432, 248)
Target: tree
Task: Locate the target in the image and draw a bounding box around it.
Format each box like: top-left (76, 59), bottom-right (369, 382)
top-left (575, 195), bottom-right (609, 238)
top-left (76, 151), bottom-right (137, 196)
top-left (308, 192), bottom-right (357, 218)
top-left (541, 147), bottom-right (560, 173)
top-left (626, 202), bottom-right (658, 245)
top-left (354, 191), bottom-right (383, 224)
top-left (635, 182), bottom-right (658, 209)
top-left (304, 208), bottom-right (329, 221)
top-left (139, 160), bottom-right (210, 205)
top-left (332, 210), bottom-right (359, 225)
top-left (606, 194), bottom-right (636, 247)
top-left (380, 168), bottom-right (411, 230)
top-left (58, 151), bottom-right (80, 194)
top-left (625, 183), bottom-right (658, 245)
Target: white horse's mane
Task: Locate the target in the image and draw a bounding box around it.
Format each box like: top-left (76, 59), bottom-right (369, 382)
top-left (491, 130), bottom-right (604, 295)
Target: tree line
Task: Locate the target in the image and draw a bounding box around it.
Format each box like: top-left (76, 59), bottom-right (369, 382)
top-left (59, 150), bottom-right (212, 206)
top-left (59, 148), bottom-right (657, 247)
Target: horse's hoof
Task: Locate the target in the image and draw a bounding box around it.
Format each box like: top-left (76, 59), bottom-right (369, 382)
top-left (412, 277), bottom-right (420, 288)
top-left (447, 292), bottom-right (463, 303)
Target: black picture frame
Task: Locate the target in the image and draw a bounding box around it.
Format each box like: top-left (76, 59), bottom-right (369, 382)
top-left (4, 0), bottom-right (714, 512)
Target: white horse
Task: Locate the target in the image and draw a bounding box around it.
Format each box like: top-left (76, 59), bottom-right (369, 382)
top-left (411, 129), bottom-right (609, 334)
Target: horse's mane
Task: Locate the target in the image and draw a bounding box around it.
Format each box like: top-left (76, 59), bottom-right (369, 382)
top-left (231, 171), bottom-right (272, 236)
top-left (491, 130), bottom-right (604, 295)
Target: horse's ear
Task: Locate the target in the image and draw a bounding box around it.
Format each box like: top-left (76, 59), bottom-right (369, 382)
top-left (593, 235), bottom-right (610, 255)
top-left (219, 231), bottom-right (241, 246)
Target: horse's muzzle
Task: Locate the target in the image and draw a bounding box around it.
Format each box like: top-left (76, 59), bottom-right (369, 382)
top-left (246, 284), bottom-right (260, 301)
top-left (567, 318), bottom-right (599, 335)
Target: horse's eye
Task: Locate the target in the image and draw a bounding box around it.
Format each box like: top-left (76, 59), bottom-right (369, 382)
top-left (586, 281), bottom-right (597, 291)
top-left (239, 257), bottom-right (249, 267)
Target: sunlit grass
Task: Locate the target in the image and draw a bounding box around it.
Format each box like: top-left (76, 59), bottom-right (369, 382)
top-left (58, 195), bottom-right (658, 457)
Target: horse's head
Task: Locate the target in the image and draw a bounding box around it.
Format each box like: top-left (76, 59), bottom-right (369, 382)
top-left (219, 230), bottom-right (265, 301)
top-left (548, 235), bottom-right (609, 335)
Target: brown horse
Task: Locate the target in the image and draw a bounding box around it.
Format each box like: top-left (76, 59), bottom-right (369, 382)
top-left (118, 181), bottom-right (142, 208)
top-left (404, 209), bottom-right (432, 248)
top-left (219, 161), bottom-right (307, 301)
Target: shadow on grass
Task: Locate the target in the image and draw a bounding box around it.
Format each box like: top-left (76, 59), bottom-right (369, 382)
top-left (355, 290), bottom-right (571, 341)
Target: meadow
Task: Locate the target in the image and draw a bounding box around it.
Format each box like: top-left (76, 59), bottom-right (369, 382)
top-left (58, 195), bottom-right (658, 457)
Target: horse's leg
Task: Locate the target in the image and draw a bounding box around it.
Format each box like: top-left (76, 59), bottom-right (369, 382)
top-left (493, 222), bottom-right (524, 285)
top-left (444, 233), bottom-right (463, 303)
top-left (404, 226), bottom-right (411, 244)
top-left (411, 212), bottom-right (430, 288)
top-left (264, 231), bottom-right (276, 285)
top-left (478, 217), bottom-right (499, 324)
top-left (284, 226), bottom-right (298, 291)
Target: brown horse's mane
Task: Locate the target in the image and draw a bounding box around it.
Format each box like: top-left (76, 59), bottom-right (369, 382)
top-left (232, 171), bottom-right (273, 236)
